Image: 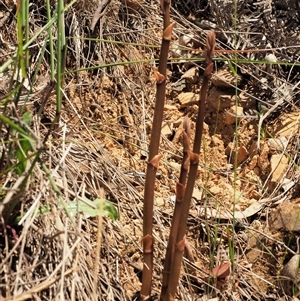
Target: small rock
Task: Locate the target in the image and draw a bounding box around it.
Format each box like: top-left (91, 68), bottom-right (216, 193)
top-left (207, 87), bottom-right (236, 111)
top-left (270, 154), bottom-right (289, 184)
top-left (169, 161), bottom-right (181, 171)
top-left (161, 122), bottom-right (173, 138)
top-left (281, 178), bottom-right (296, 193)
top-left (225, 143), bottom-right (249, 165)
top-left (272, 111), bottom-right (300, 137)
top-left (102, 75), bottom-right (113, 90)
top-left (211, 134), bottom-right (223, 147)
top-left (246, 247), bottom-right (262, 263)
top-left (249, 155), bottom-right (258, 170)
top-left (164, 104), bottom-right (178, 111)
top-left (238, 90), bottom-right (257, 110)
top-left (171, 79), bottom-right (186, 92)
top-left (246, 222), bottom-right (264, 261)
top-left (155, 197), bottom-right (165, 207)
top-left (173, 117), bottom-right (183, 127)
top-left (269, 201), bottom-right (300, 232)
top-left (249, 140), bottom-right (259, 158)
top-left (193, 188), bottom-right (203, 200)
top-left (178, 33), bottom-right (199, 48)
top-left (257, 142), bottom-right (270, 172)
top-left (224, 106), bottom-right (244, 125)
top-left (253, 166), bottom-right (260, 176)
top-left (281, 254), bottom-right (300, 295)
top-left (267, 136), bottom-right (288, 154)
top-left (178, 92), bottom-right (198, 108)
top-left (209, 186), bottom-right (221, 195)
top-left (211, 67), bottom-right (241, 88)
top-left (237, 145), bottom-right (248, 165)
top-left (266, 53), bottom-right (277, 63)
top-left (181, 67), bottom-right (199, 84)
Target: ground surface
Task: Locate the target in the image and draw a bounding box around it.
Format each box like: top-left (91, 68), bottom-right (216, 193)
top-left (1, 0), bottom-right (300, 300)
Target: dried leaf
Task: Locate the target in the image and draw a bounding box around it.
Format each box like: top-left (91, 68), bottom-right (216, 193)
top-left (212, 262), bottom-right (230, 279)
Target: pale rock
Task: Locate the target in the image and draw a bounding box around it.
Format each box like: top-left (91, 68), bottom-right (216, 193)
top-left (173, 117), bottom-right (184, 127)
top-left (224, 106), bottom-right (244, 125)
top-left (235, 179), bottom-right (241, 187)
top-left (269, 201), bottom-right (300, 232)
top-left (207, 87), bottom-right (236, 111)
top-left (102, 75), bottom-right (113, 90)
top-left (270, 154), bottom-right (289, 184)
top-left (238, 90), bottom-right (257, 110)
top-left (169, 161), bottom-right (181, 171)
top-left (282, 256), bottom-right (300, 295)
top-left (249, 154), bottom-right (258, 170)
top-left (171, 79), bottom-right (186, 92)
top-left (211, 134), bottom-right (222, 146)
top-left (181, 67), bottom-right (199, 84)
top-left (281, 254), bottom-right (300, 296)
top-left (266, 53), bottom-right (277, 63)
top-left (123, 224), bottom-right (133, 236)
top-left (203, 122), bottom-right (209, 135)
top-left (248, 198), bottom-right (258, 205)
top-left (211, 67), bottom-right (241, 88)
top-left (257, 142), bottom-right (269, 171)
top-left (164, 104), bottom-right (178, 111)
top-left (209, 186), bottom-right (221, 195)
top-left (161, 122), bottom-right (173, 138)
top-left (267, 136), bottom-right (288, 154)
top-left (155, 197), bottom-right (165, 207)
top-left (231, 203), bottom-right (241, 212)
top-left (192, 188), bottom-right (203, 200)
top-left (225, 143), bottom-right (248, 165)
top-left (272, 111), bottom-right (300, 137)
top-left (178, 92), bottom-right (198, 108)
top-left (178, 34), bottom-right (197, 47)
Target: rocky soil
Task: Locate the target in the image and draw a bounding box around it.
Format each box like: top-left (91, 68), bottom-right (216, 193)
top-left (1, 0), bottom-right (300, 300)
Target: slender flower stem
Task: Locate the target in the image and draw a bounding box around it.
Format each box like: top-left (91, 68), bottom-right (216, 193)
top-left (140, 1), bottom-right (174, 299)
top-left (166, 31), bottom-right (216, 300)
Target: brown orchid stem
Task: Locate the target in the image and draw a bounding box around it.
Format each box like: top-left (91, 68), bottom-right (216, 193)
top-left (166, 31), bottom-right (216, 300)
top-left (140, 0), bottom-right (174, 299)
top-left (160, 117), bottom-right (191, 301)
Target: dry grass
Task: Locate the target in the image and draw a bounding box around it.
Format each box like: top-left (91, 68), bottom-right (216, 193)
top-left (1, 0), bottom-right (300, 300)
